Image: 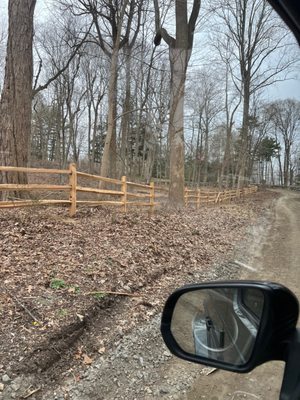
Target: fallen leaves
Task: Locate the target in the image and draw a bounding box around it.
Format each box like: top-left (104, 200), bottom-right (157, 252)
top-left (0, 191), bottom-right (277, 379)
top-left (98, 346), bottom-right (106, 355)
top-left (82, 354), bottom-right (93, 365)
top-left (74, 346), bottom-right (93, 365)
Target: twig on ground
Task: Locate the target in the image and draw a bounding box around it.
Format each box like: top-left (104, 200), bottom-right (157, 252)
top-left (22, 387), bottom-right (41, 399)
top-left (203, 367), bottom-right (218, 376)
top-left (86, 290), bottom-right (144, 298)
top-left (2, 288), bottom-right (42, 324)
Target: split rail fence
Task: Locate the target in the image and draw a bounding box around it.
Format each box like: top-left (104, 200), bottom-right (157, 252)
top-left (0, 164), bottom-right (258, 217)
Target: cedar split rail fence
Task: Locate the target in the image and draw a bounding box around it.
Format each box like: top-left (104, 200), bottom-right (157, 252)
top-left (0, 164), bottom-right (258, 217)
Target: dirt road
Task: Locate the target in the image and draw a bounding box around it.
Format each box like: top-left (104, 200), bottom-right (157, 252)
top-left (186, 189), bottom-right (300, 400)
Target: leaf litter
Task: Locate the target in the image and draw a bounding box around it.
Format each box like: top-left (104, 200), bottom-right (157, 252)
top-left (0, 190), bottom-right (277, 388)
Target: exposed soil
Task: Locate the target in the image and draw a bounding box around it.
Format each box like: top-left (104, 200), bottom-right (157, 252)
top-left (0, 191), bottom-right (278, 399)
top-left (186, 189), bottom-right (300, 400)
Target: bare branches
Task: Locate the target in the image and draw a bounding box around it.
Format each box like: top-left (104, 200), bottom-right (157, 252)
top-left (214, 0), bottom-right (296, 98)
top-left (265, 99), bottom-right (300, 185)
top-left (32, 25), bottom-right (91, 97)
top-left (189, 0), bottom-right (201, 44)
top-left (153, 0), bottom-right (175, 48)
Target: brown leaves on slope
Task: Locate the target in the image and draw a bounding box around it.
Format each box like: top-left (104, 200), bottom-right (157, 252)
top-left (0, 191), bottom-right (276, 376)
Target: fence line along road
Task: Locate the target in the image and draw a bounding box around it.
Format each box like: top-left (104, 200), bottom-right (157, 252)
top-left (0, 164), bottom-right (258, 217)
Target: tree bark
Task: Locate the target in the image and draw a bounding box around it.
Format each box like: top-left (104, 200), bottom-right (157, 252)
top-left (283, 139), bottom-right (290, 187)
top-left (237, 78), bottom-right (250, 187)
top-left (0, 0), bottom-right (36, 196)
top-left (168, 48), bottom-right (190, 205)
top-left (100, 47), bottom-right (118, 180)
top-left (120, 45), bottom-right (132, 177)
top-left (154, 0), bottom-right (201, 206)
top-left (202, 120), bottom-right (209, 184)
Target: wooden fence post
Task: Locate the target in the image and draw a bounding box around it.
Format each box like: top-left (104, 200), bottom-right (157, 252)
top-left (69, 163), bottom-right (77, 217)
top-left (121, 176), bottom-right (127, 212)
top-left (150, 181), bottom-right (155, 214)
top-left (215, 192), bottom-right (221, 204)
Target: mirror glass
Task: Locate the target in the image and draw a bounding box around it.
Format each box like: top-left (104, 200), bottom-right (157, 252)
top-left (170, 287), bottom-right (264, 366)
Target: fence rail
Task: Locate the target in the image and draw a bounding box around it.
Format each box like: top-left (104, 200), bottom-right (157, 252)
top-left (0, 164), bottom-right (258, 216)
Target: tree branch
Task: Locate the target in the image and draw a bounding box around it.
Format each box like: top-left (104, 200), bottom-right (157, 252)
top-left (154, 27), bottom-right (175, 48)
top-left (188, 0), bottom-right (201, 39)
top-left (32, 26), bottom-right (91, 97)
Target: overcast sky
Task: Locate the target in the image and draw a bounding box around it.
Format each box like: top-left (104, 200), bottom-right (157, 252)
top-left (0, 0), bottom-right (299, 101)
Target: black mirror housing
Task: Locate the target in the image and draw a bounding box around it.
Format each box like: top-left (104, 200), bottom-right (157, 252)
top-left (161, 281), bottom-right (299, 373)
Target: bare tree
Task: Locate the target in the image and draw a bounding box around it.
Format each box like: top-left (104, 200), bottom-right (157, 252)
top-left (82, 52), bottom-right (107, 172)
top-left (186, 70), bottom-right (223, 185)
top-left (212, 39), bottom-right (241, 187)
top-left (267, 99), bottom-right (300, 186)
top-left (212, 0), bottom-right (296, 187)
top-left (32, 17), bottom-right (92, 168)
top-left (32, 12), bottom-right (90, 98)
top-left (118, 4), bottom-right (147, 177)
top-left (31, 93), bottom-right (62, 162)
top-left (62, 0), bottom-right (144, 180)
top-left (125, 49), bottom-right (170, 181)
top-left (154, 0), bottom-right (201, 206)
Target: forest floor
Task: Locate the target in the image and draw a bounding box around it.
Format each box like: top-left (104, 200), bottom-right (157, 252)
top-left (0, 191), bottom-right (278, 399)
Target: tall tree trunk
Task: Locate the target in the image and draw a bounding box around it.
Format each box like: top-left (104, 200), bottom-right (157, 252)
top-left (270, 159), bottom-right (274, 186)
top-left (120, 46), bottom-right (131, 177)
top-left (97, 0), bottom-right (130, 181)
top-left (237, 80), bottom-right (250, 188)
top-left (197, 129), bottom-right (204, 187)
top-left (191, 122), bottom-right (200, 185)
top-left (283, 141), bottom-right (290, 187)
top-left (202, 120), bottom-right (209, 184)
top-left (100, 48), bottom-right (118, 180)
top-left (168, 48), bottom-right (189, 205)
top-left (154, 0), bottom-right (201, 206)
top-left (142, 123), bottom-right (156, 184)
top-left (0, 0), bottom-right (36, 197)
top-left (278, 155), bottom-right (283, 186)
top-left (220, 66), bottom-right (240, 188)
top-left (221, 126), bottom-right (232, 188)
top-left (87, 101), bottom-right (93, 172)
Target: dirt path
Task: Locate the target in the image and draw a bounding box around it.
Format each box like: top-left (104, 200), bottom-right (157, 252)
top-left (186, 189), bottom-right (300, 400)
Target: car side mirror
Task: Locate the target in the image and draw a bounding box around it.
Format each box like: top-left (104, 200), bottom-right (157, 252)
top-left (161, 281), bottom-right (299, 373)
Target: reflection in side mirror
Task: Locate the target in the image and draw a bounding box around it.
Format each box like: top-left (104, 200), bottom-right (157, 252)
top-left (161, 281), bottom-right (299, 375)
top-left (170, 287), bottom-right (264, 366)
